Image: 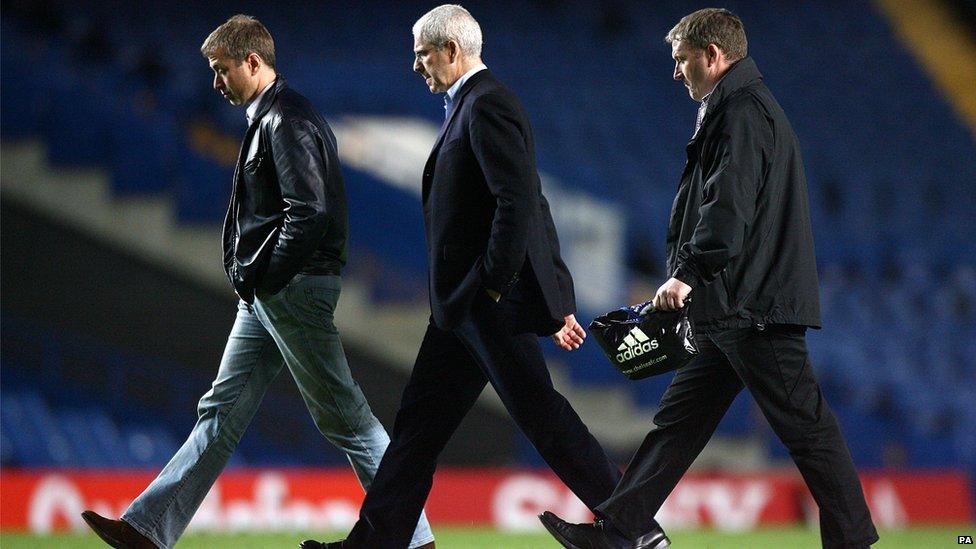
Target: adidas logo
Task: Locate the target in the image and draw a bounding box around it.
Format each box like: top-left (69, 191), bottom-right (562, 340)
top-left (615, 327), bottom-right (659, 363)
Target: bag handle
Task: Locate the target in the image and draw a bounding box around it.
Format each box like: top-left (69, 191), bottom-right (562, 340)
top-left (639, 297), bottom-right (692, 316)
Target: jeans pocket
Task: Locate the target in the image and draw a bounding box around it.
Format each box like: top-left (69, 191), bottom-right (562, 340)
top-left (304, 287), bottom-right (340, 320)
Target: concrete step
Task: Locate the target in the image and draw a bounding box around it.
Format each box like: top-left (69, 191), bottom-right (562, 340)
top-left (110, 195), bottom-right (175, 249)
top-left (168, 224), bottom-right (226, 290)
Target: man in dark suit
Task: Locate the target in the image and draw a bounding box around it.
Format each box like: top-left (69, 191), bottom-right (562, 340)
top-left (79, 14), bottom-right (434, 549)
top-left (300, 5), bottom-right (624, 549)
top-left (540, 8), bottom-right (877, 549)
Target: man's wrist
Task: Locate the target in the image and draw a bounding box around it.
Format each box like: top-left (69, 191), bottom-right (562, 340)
top-left (671, 265), bottom-right (700, 290)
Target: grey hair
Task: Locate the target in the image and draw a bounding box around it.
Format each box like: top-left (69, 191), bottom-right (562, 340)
top-left (412, 4), bottom-right (483, 57)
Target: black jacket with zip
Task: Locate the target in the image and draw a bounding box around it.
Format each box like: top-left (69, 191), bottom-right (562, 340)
top-left (222, 77), bottom-right (348, 303)
top-left (667, 57), bottom-right (821, 331)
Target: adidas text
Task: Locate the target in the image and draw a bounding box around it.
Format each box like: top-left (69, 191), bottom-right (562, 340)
top-left (615, 327), bottom-right (659, 363)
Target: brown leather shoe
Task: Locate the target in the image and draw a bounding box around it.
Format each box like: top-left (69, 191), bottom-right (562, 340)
top-left (81, 510), bottom-right (158, 548)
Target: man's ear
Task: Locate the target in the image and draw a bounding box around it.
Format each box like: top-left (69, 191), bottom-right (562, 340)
top-left (246, 52), bottom-right (262, 74)
top-left (705, 43), bottom-right (724, 66)
top-left (445, 40), bottom-right (460, 62)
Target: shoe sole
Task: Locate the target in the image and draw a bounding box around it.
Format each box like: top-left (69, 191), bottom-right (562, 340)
top-left (537, 513), bottom-right (586, 549)
top-left (81, 511), bottom-right (126, 549)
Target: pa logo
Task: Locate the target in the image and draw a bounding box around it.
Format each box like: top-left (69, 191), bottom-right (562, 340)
top-left (959, 535), bottom-right (974, 544)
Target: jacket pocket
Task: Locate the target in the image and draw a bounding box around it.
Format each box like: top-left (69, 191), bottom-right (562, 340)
top-left (720, 269), bottom-right (735, 309)
top-left (243, 154), bottom-right (264, 173)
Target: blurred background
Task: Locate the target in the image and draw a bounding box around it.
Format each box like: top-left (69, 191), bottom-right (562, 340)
top-left (2, 0), bottom-right (974, 541)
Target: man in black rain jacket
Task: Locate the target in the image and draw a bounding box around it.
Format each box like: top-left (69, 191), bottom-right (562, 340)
top-left (540, 9), bottom-right (878, 549)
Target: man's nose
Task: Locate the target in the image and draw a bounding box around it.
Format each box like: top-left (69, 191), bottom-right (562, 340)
top-left (213, 75), bottom-right (222, 90)
top-left (413, 58), bottom-right (422, 73)
top-left (673, 67), bottom-right (682, 81)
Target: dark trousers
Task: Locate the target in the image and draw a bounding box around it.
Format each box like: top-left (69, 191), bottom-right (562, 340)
top-left (345, 288), bottom-right (622, 548)
top-left (596, 325), bottom-right (878, 549)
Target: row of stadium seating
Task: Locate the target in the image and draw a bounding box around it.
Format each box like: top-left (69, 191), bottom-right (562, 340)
top-left (806, 263), bottom-right (976, 467)
top-left (1, 389), bottom-right (181, 468)
top-left (0, 316), bottom-right (350, 468)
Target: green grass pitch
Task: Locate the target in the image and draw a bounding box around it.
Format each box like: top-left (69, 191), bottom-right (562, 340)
top-left (1, 527), bottom-right (972, 548)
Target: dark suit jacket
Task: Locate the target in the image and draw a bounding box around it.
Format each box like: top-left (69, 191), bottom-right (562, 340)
top-left (222, 77), bottom-right (348, 304)
top-left (422, 69), bottom-right (575, 335)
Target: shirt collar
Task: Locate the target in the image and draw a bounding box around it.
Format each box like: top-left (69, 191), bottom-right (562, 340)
top-left (246, 80), bottom-right (276, 125)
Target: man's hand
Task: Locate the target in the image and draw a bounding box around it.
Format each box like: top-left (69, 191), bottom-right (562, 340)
top-left (552, 314), bottom-right (586, 351)
top-left (653, 277), bottom-right (692, 311)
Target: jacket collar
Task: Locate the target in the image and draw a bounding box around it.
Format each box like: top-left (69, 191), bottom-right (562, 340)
top-left (686, 57), bottom-right (762, 148)
top-left (441, 69), bottom-right (490, 131)
top-left (423, 69), bottom-right (493, 202)
top-left (451, 67), bottom-right (489, 105)
top-left (702, 56), bottom-right (762, 115)
top-left (247, 75), bottom-right (286, 128)
top-left (233, 76), bottom-right (285, 198)
top-left (431, 69), bottom-right (492, 150)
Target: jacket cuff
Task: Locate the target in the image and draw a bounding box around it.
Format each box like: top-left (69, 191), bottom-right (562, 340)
top-left (672, 263), bottom-right (703, 290)
top-left (481, 266), bottom-right (520, 297)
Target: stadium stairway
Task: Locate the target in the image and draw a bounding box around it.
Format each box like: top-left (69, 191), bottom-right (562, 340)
top-left (0, 139), bottom-right (765, 467)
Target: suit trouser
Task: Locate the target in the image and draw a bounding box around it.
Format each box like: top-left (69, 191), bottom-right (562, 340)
top-left (121, 275), bottom-right (433, 549)
top-left (595, 324), bottom-right (878, 549)
top-left (344, 288), bottom-right (623, 548)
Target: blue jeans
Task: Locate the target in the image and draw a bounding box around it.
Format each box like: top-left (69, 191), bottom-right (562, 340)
top-left (122, 274), bottom-right (434, 549)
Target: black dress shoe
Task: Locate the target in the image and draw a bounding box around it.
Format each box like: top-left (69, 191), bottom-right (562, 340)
top-left (538, 511), bottom-right (630, 549)
top-left (81, 510), bottom-right (158, 548)
top-left (299, 539), bottom-right (343, 549)
top-left (634, 528), bottom-right (671, 549)
top-left (538, 511), bottom-right (670, 549)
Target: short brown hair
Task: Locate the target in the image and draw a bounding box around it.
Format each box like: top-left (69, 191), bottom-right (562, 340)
top-left (665, 8), bottom-right (747, 62)
top-left (201, 14), bottom-right (276, 69)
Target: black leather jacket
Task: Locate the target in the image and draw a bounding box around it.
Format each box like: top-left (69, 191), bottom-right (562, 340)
top-left (222, 77), bottom-right (348, 303)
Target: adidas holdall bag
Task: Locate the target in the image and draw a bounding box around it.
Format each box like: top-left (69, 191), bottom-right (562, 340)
top-left (588, 300), bottom-right (699, 381)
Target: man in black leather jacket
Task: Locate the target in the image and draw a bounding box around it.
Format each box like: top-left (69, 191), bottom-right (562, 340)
top-left (218, 37), bottom-right (347, 303)
top-left (80, 14), bottom-right (434, 549)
